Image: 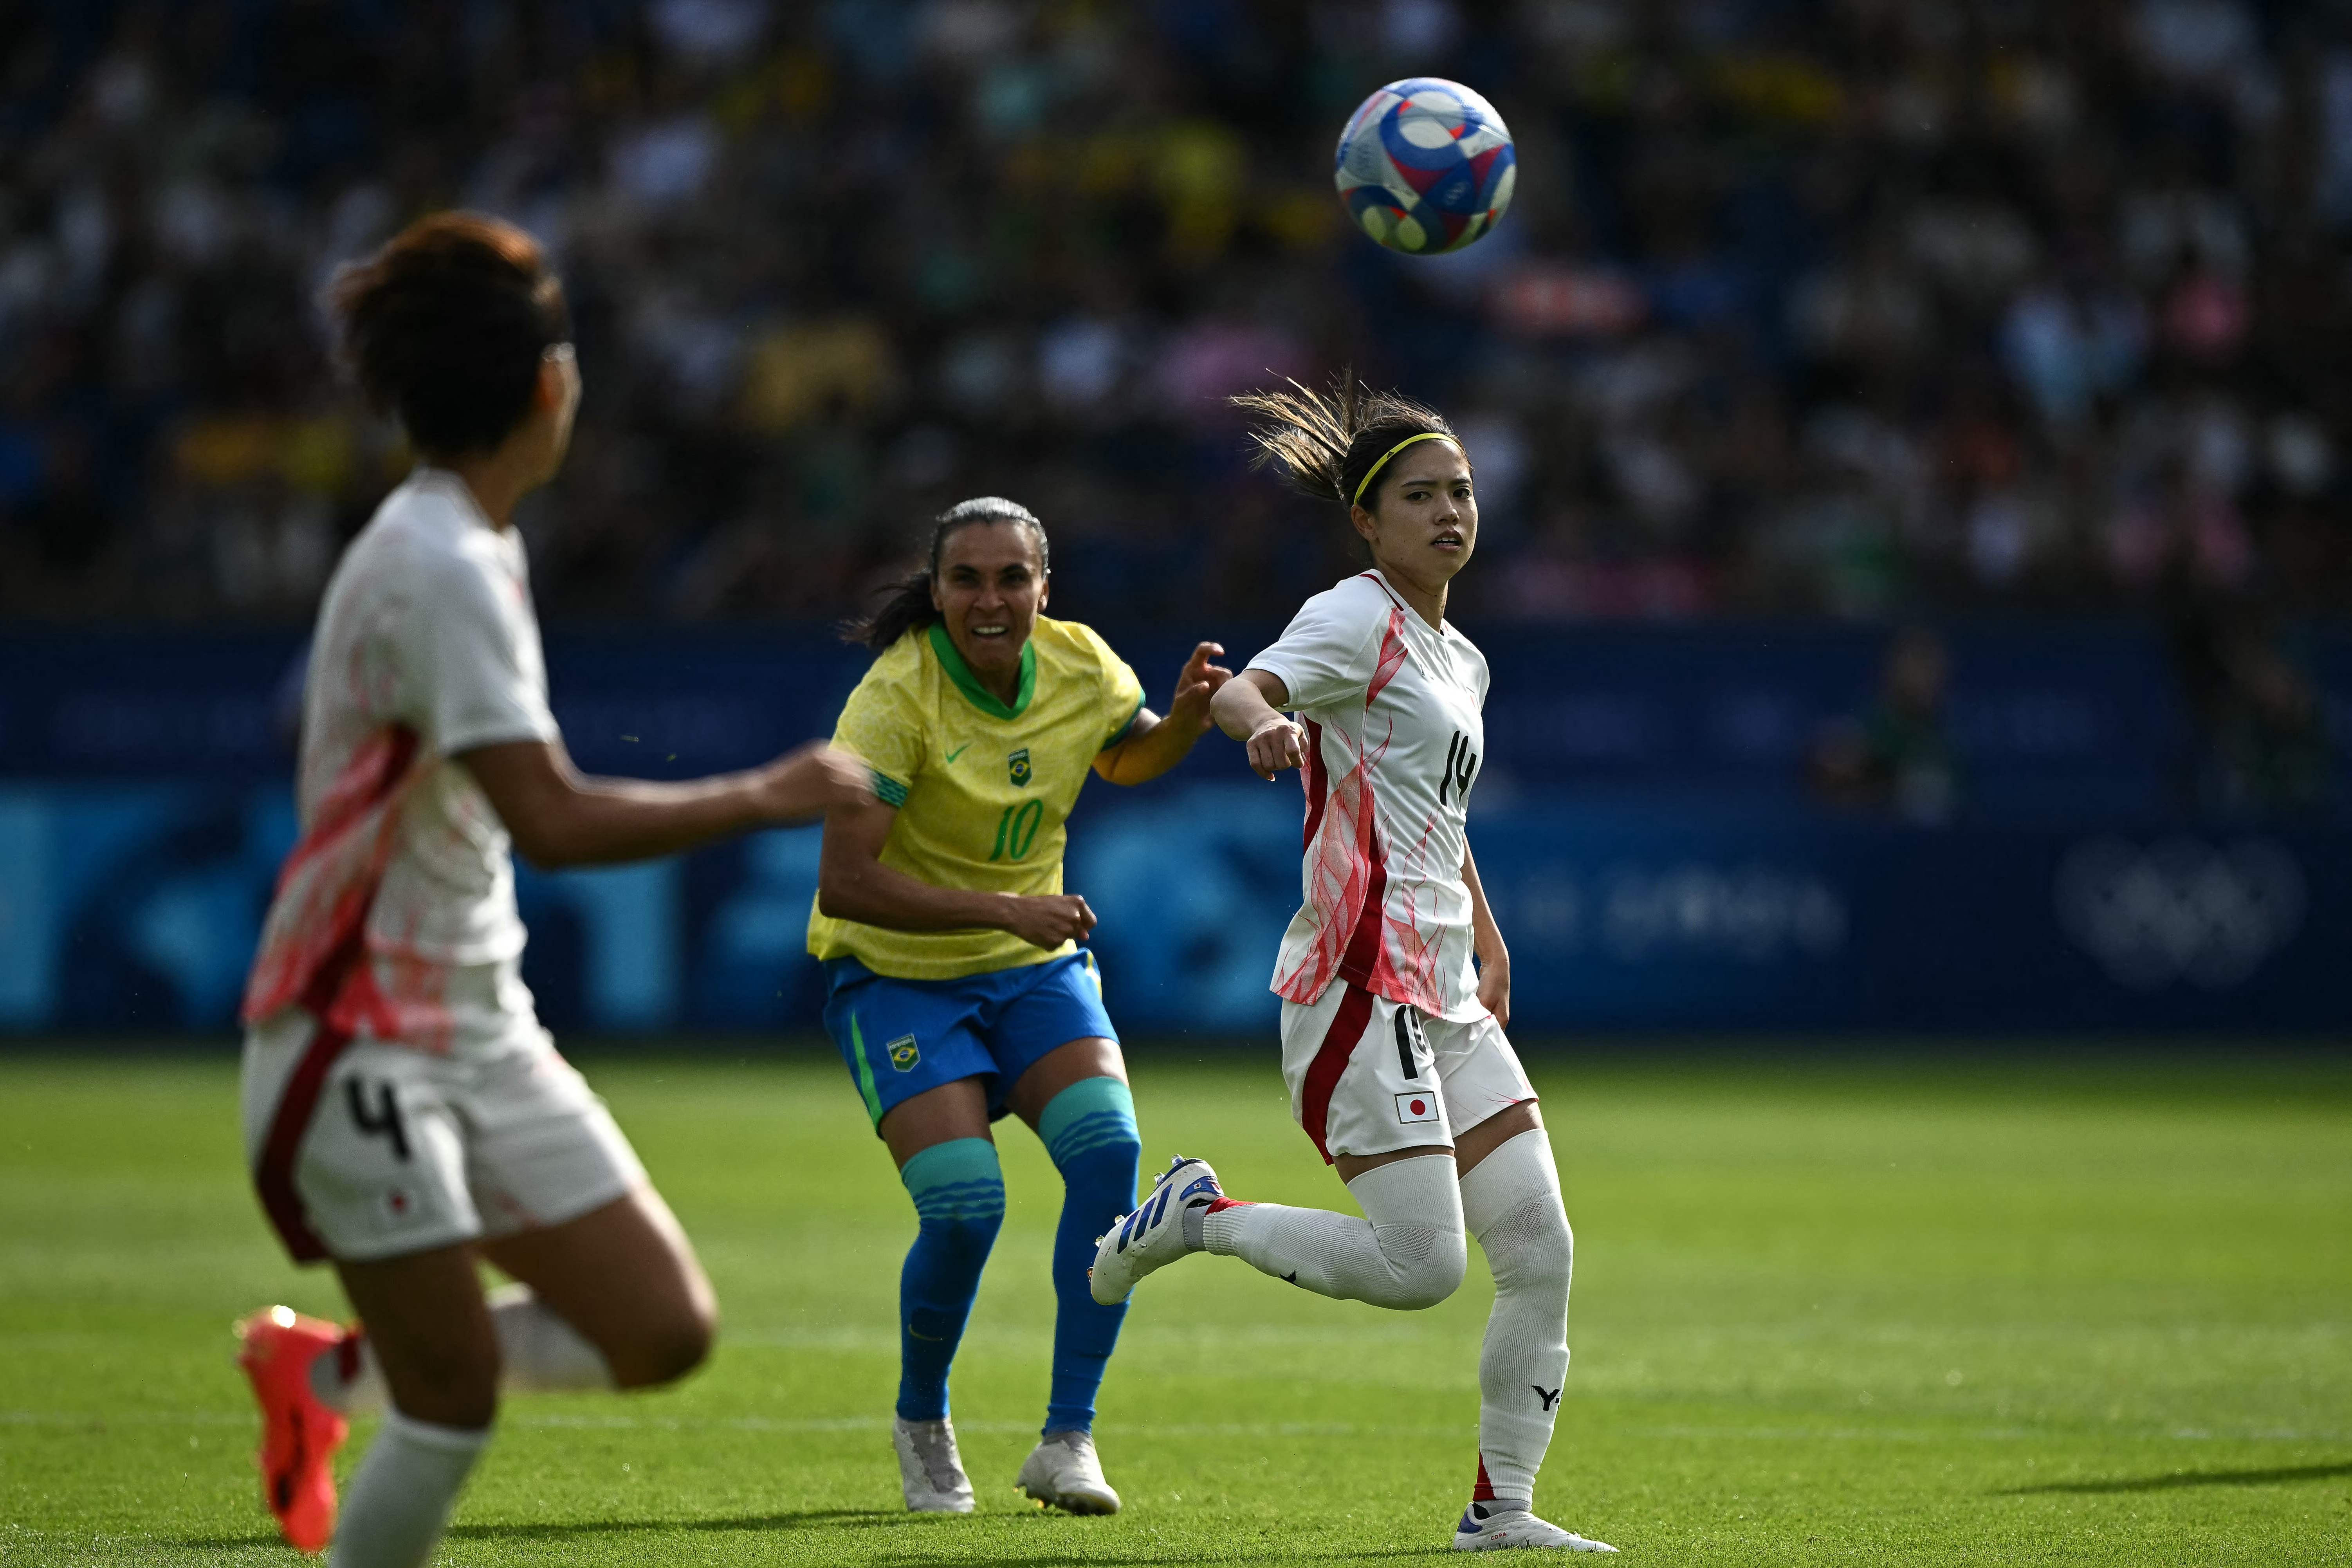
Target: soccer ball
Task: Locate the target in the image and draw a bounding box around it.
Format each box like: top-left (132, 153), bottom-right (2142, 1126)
top-left (1334, 77), bottom-right (1516, 255)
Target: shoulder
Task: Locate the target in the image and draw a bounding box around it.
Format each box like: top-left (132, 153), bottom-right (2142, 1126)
top-left (1035, 616), bottom-right (1121, 676)
top-left (366, 478), bottom-right (513, 598)
top-left (1309, 573), bottom-right (1398, 620)
top-left (850, 630), bottom-right (932, 699)
top-left (1266, 574), bottom-right (1395, 649)
top-left (325, 529), bottom-right (510, 669)
top-left (869, 627), bottom-right (931, 678)
top-left (843, 630), bottom-right (936, 719)
top-left (1292, 573), bottom-right (1404, 635)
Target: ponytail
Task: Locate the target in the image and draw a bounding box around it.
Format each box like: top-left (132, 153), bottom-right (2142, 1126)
top-left (1230, 374), bottom-right (1462, 514)
top-left (844, 497), bottom-right (1049, 651)
top-left (850, 567), bottom-right (943, 653)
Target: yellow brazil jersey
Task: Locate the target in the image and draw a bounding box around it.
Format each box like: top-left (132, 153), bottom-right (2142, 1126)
top-left (806, 616), bottom-right (1147, 980)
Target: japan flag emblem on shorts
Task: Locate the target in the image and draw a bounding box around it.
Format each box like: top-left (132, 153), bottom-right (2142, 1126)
top-left (1395, 1091), bottom-right (1441, 1126)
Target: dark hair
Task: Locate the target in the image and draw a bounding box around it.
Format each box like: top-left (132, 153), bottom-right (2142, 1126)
top-left (846, 497), bottom-right (1050, 651)
top-left (1230, 375), bottom-right (1462, 513)
top-left (327, 211), bottom-right (571, 458)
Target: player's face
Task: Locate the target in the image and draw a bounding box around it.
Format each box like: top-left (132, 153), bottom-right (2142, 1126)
top-left (1356, 444), bottom-right (1476, 587)
top-left (932, 520), bottom-right (1048, 690)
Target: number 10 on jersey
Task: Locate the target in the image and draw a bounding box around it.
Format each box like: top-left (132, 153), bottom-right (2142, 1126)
top-left (989, 799), bottom-right (1045, 862)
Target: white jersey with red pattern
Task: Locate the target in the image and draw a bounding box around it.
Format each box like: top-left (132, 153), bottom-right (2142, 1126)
top-left (241, 467), bottom-right (559, 1052)
top-left (1246, 570), bottom-right (1489, 1023)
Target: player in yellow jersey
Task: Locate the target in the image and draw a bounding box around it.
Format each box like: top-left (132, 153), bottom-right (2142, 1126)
top-left (810, 497), bottom-right (1229, 1516)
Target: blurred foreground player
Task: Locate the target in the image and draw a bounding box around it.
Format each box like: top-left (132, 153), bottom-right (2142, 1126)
top-left (811, 498), bottom-right (1229, 1513)
top-left (231, 213), bottom-right (868, 1563)
top-left (1090, 380), bottom-right (1614, 1554)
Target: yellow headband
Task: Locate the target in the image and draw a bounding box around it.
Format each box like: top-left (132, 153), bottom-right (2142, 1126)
top-left (1351, 431), bottom-right (1459, 509)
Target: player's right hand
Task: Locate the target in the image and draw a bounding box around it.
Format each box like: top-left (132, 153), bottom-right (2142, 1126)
top-left (759, 741), bottom-right (874, 822)
top-left (1003, 893), bottom-right (1097, 950)
top-left (1245, 715), bottom-right (1308, 780)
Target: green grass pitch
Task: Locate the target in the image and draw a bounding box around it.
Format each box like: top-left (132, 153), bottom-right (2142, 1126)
top-left (2, 1048), bottom-right (2348, 1566)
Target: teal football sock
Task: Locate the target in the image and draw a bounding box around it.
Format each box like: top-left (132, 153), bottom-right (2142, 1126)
top-left (1037, 1076), bottom-right (1141, 1434)
top-left (895, 1137), bottom-right (1005, 1422)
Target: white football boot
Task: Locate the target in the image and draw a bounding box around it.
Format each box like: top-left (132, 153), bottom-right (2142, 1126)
top-left (1453, 1501), bottom-right (1618, 1552)
top-left (1014, 1429), bottom-right (1121, 1514)
top-left (1088, 1154), bottom-right (1223, 1305)
top-left (893, 1416), bottom-right (975, 1513)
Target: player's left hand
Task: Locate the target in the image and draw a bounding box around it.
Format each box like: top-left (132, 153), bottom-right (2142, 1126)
top-left (1477, 949), bottom-right (1511, 1031)
top-left (1167, 642), bottom-right (1233, 734)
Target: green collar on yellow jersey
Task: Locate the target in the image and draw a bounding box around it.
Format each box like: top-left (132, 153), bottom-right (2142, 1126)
top-left (928, 621), bottom-right (1037, 720)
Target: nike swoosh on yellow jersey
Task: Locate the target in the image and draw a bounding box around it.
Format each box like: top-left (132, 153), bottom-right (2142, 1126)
top-left (945, 744), bottom-right (970, 763)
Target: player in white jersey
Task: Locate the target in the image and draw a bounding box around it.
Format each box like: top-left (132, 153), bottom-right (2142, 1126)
top-left (1090, 379), bottom-right (1614, 1554)
top-left (227, 214), bottom-right (868, 1567)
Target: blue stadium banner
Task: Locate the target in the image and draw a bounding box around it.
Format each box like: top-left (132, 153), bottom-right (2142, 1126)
top-left (0, 781), bottom-right (2343, 1036)
top-left (3, 624), bottom-right (2347, 1036)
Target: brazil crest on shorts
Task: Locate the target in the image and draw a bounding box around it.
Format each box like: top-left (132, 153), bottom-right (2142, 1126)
top-left (808, 617), bottom-right (1146, 981)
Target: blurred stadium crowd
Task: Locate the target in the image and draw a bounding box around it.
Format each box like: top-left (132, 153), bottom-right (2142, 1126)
top-left (3, 0), bottom-right (2351, 627)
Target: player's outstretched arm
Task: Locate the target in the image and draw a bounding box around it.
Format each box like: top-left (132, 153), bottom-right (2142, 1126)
top-left (459, 737), bottom-right (871, 870)
top-left (817, 798), bottom-right (1097, 951)
top-left (1463, 843), bottom-right (1511, 1030)
top-left (1094, 641), bottom-right (1233, 787)
top-left (1209, 669), bottom-right (1308, 780)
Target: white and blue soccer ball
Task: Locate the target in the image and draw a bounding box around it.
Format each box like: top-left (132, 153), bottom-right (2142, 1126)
top-left (1334, 77), bottom-right (1516, 255)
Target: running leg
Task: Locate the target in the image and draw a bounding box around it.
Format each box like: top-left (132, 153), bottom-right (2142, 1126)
top-left (1202, 1151), bottom-right (1467, 1309)
top-left (314, 1187), bottom-right (713, 1413)
top-left (325, 1244), bottom-right (497, 1568)
top-left (879, 1079), bottom-right (1005, 1423)
top-left (1002, 1035), bottom-right (1138, 1513)
top-left (1457, 1115), bottom-right (1572, 1512)
top-left (1006, 1045), bottom-right (1141, 1436)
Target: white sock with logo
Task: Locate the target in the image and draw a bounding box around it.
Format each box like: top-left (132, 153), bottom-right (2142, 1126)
top-left (1202, 1154), bottom-right (1466, 1310)
top-left (1459, 1128), bottom-right (1573, 1510)
top-left (312, 1284), bottom-right (615, 1415)
top-left (327, 1408), bottom-right (489, 1568)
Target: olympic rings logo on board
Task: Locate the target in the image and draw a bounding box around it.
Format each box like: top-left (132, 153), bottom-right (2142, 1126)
top-left (2054, 838), bottom-right (2305, 991)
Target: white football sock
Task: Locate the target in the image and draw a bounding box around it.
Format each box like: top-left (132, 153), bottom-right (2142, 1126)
top-left (312, 1283), bottom-right (615, 1415)
top-left (481, 1282), bottom-right (618, 1393)
top-left (1203, 1153), bottom-right (1465, 1310)
top-left (1459, 1128), bottom-right (1573, 1508)
top-left (328, 1408), bottom-right (489, 1568)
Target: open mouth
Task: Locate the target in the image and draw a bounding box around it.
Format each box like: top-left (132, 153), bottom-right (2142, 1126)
top-left (1432, 531), bottom-right (1464, 551)
top-left (970, 623), bottom-right (1010, 639)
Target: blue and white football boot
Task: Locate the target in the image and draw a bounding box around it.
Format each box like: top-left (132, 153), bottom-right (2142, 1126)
top-left (1087, 1155), bottom-right (1223, 1305)
top-left (1453, 1501), bottom-right (1617, 1552)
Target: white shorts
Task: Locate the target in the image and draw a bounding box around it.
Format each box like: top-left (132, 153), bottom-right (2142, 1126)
top-left (240, 1006), bottom-right (645, 1265)
top-left (1278, 982), bottom-right (1537, 1162)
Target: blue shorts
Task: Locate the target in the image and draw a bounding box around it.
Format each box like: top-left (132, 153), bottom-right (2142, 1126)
top-left (824, 951), bottom-right (1118, 1131)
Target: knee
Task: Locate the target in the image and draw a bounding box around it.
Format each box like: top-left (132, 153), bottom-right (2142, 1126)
top-left (1374, 1223), bottom-right (1468, 1311)
top-left (1487, 1206), bottom-right (1573, 1299)
top-left (611, 1296), bottom-right (716, 1389)
top-left (1038, 1077), bottom-right (1140, 1200)
top-left (918, 1206), bottom-right (1005, 1260)
top-left (902, 1137), bottom-right (1007, 1257)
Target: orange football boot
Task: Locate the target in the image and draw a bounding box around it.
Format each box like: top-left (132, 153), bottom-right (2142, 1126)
top-left (233, 1306), bottom-right (350, 1554)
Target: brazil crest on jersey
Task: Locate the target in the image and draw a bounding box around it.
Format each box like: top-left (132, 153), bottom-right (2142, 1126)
top-left (806, 617), bottom-right (1146, 980)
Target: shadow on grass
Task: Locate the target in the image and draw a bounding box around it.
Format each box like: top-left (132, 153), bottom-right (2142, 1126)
top-left (1998, 1460), bottom-right (2352, 1496)
top-left (168, 1509), bottom-right (911, 1548)
top-left (176, 1518), bottom-right (1459, 1562)
top-left (446, 1508), bottom-right (912, 1537)
top-left (880, 1553), bottom-right (1453, 1567)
